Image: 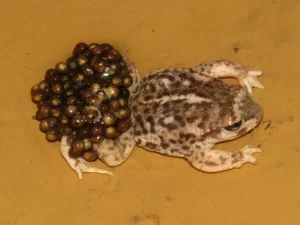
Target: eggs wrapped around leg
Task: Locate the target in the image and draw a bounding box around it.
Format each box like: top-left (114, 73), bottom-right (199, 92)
top-left (94, 124), bottom-right (136, 167)
top-left (60, 57), bottom-right (141, 179)
top-left (194, 60), bottom-right (264, 95)
top-left (60, 136), bottom-right (113, 179)
top-left (95, 57), bottom-right (140, 167)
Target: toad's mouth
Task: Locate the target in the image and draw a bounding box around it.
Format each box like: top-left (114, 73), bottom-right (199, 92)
top-left (238, 117), bottom-right (262, 137)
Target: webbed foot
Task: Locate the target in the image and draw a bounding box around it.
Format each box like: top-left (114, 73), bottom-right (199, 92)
top-left (237, 69), bottom-right (264, 95)
top-left (185, 144), bottom-right (262, 172)
top-left (60, 136), bottom-right (113, 180)
top-left (195, 60), bottom-right (264, 95)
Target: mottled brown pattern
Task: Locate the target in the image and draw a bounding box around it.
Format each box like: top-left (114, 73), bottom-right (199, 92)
top-left (190, 139), bottom-right (196, 144)
top-left (146, 116), bottom-right (156, 133)
top-left (183, 103), bottom-right (194, 110)
top-left (169, 139), bottom-right (176, 144)
top-left (134, 114), bottom-right (142, 123)
top-left (166, 123), bottom-right (177, 131)
top-left (179, 89), bottom-right (194, 96)
top-left (186, 115), bottom-right (197, 123)
top-left (184, 133), bottom-right (197, 141)
top-left (153, 102), bottom-right (160, 113)
top-left (219, 155), bottom-right (227, 164)
top-left (159, 74), bottom-right (176, 82)
top-left (171, 148), bottom-right (181, 154)
top-left (158, 136), bottom-right (165, 142)
top-left (156, 89), bottom-right (170, 99)
top-left (157, 118), bottom-right (177, 131)
top-left (171, 99), bottom-right (185, 105)
top-left (174, 81), bottom-right (181, 87)
top-left (146, 74), bottom-right (156, 81)
top-left (136, 139), bottom-right (142, 145)
top-left (182, 146), bottom-right (190, 151)
top-left (197, 122), bottom-right (204, 129)
top-left (178, 73), bottom-right (188, 79)
top-left (174, 115), bottom-right (185, 126)
top-left (158, 118), bottom-right (165, 127)
top-left (149, 83), bottom-right (156, 92)
top-left (162, 102), bottom-right (170, 109)
top-left (204, 161), bottom-right (218, 166)
top-left (135, 114), bottom-right (145, 130)
top-left (145, 142), bottom-right (157, 149)
top-left (142, 128), bottom-right (148, 135)
top-left (161, 143), bottom-right (170, 149)
top-left (129, 63), bottom-right (263, 166)
top-left (143, 95), bottom-right (154, 101)
top-left (134, 130), bottom-right (141, 136)
top-left (162, 102), bottom-right (170, 114)
top-left (143, 107), bottom-right (150, 114)
top-left (187, 76), bottom-right (197, 84)
top-left (231, 151), bottom-right (244, 164)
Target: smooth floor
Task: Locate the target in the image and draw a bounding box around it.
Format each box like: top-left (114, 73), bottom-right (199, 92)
top-left (1, 0), bottom-right (300, 224)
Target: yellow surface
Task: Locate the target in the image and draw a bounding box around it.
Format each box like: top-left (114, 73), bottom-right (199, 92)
top-left (1, 0), bottom-right (300, 224)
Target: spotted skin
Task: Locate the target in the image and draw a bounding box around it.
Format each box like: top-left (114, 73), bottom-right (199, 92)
top-left (60, 59), bottom-right (264, 179)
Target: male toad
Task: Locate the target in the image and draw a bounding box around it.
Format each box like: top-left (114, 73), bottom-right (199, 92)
top-left (60, 59), bottom-right (264, 179)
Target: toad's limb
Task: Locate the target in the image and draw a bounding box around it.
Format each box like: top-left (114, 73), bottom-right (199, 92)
top-left (60, 126), bottom-right (136, 179)
top-left (194, 60), bottom-right (264, 95)
top-left (60, 57), bottom-right (140, 179)
top-left (185, 144), bottom-right (262, 172)
top-left (96, 126), bottom-right (136, 166)
top-left (60, 136), bottom-right (113, 180)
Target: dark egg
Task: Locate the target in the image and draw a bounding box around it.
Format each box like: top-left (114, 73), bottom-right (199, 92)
top-left (31, 42), bottom-right (134, 154)
top-left (82, 150), bottom-right (98, 162)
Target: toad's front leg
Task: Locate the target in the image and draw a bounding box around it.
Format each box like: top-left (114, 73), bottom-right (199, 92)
top-left (194, 60), bottom-right (264, 95)
top-left (185, 144), bottom-right (262, 172)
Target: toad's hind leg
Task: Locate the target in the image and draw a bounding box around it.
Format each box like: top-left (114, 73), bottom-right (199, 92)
top-left (97, 57), bottom-right (138, 167)
top-left (60, 137), bottom-right (113, 180)
top-left (194, 60), bottom-right (264, 95)
top-left (96, 126), bottom-right (136, 166)
top-left (60, 57), bottom-right (138, 180)
top-left (60, 127), bottom-right (135, 179)
top-left (185, 145), bottom-right (262, 172)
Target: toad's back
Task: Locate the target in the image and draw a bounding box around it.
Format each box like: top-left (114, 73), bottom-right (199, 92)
top-left (130, 68), bottom-right (239, 156)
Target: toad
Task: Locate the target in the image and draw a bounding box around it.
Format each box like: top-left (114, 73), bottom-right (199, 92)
top-left (60, 59), bottom-right (264, 179)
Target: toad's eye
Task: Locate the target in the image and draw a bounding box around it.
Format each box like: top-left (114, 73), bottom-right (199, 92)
top-left (222, 115), bottom-right (242, 131)
top-left (223, 120), bottom-right (242, 131)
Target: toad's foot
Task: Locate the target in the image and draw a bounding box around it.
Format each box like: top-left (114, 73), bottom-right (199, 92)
top-left (237, 70), bottom-right (264, 95)
top-left (60, 136), bottom-right (113, 180)
top-left (194, 60), bottom-right (264, 95)
top-left (185, 145), bottom-right (262, 173)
